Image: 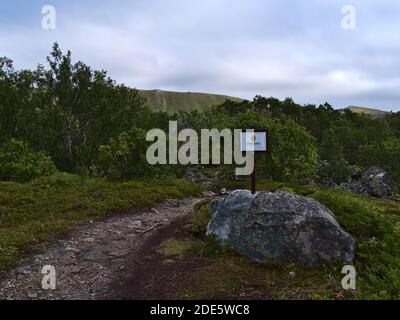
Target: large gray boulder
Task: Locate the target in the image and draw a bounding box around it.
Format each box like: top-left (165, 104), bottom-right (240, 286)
top-left (341, 167), bottom-right (397, 199)
top-left (207, 190), bottom-right (355, 265)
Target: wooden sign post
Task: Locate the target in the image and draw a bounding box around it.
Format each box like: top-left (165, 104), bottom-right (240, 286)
top-left (240, 129), bottom-right (269, 194)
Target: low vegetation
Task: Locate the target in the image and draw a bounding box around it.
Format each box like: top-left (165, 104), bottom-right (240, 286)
top-left (0, 175), bottom-right (203, 272)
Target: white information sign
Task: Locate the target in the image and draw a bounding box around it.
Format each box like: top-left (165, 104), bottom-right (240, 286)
top-left (240, 131), bottom-right (268, 152)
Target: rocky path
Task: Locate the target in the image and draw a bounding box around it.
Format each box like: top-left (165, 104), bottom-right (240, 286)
top-left (0, 197), bottom-right (203, 300)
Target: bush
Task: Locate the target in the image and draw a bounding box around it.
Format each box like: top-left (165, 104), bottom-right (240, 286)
top-left (32, 172), bottom-right (81, 188)
top-left (357, 138), bottom-right (400, 183)
top-left (96, 128), bottom-right (157, 179)
top-left (0, 139), bottom-right (57, 182)
top-left (317, 159), bottom-right (355, 184)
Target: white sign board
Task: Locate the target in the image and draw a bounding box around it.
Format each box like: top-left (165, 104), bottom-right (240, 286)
top-left (240, 131), bottom-right (268, 152)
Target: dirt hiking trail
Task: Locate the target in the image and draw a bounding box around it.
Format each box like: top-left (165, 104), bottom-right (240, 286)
top-left (0, 197), bottom-right (204, 300)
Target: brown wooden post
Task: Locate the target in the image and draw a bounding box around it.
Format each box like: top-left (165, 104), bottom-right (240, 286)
top-left (241, 129), bottom-right (268, 195)
top-left (251, 159), bottom-right (256, 195)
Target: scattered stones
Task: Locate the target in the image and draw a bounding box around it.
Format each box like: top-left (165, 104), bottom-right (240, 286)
top-left (341, 167), bottom-right (397, 199)
top-left (186, 170), bottom-right (206, 183)
top-left (389, 193), bottom-right (400, 202)
top-left (186, 169), bottom-right (225, 185)
top-left (207, 190), bottom-right (355, 265)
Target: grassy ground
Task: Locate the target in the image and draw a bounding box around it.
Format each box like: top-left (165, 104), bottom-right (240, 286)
top-left (157, 180), bottom-right (400, 300)
top-left (0, 173), bottom-right (203, 272)
top-left (2, 174), bottom-right (399, 299)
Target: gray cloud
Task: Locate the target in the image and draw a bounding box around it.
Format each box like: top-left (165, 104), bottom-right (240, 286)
top-left (0, 0), bottom-right (399, 111)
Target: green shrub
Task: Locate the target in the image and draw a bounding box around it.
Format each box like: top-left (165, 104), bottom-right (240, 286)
top-left (32, 172), bottom-right (82, 188)
top-left (0, 139), bottom-right (57, 182)
top-left (357, 138), bottom-right (400, 184)
top-left (317, 160), bottom-right (355, 184)
top-left (96, 128), bottom-right (151, 179)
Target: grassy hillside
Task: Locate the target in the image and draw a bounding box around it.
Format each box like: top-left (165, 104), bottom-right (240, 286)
top-left (139, 90), bottom-right (390, 118)
top-left (347, 106), bottom-right (389, 118)
top-left (138, 89), bottom-right (243, 113)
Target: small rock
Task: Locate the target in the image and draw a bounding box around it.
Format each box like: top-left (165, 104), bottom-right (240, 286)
top-left (202, 191), bottom-right (216, 197)
top-left (84, 252), bottom-right (101, 261)
top-left (108, 229), bottom-right (122, 235)
top-left (65, 246), bottom-right (80, 253)
top-left (27, 292), bottom-right (38, 299)
top-left (288, 271), bottom-right (296, 278)
top-left (163, 259), bottom-right (175, 264)
top-left (128, 220), bottom-right (143, 229)
top-left (389, 193), bottom-right (400, 202)
top-left (164, 199), bottom-right (180, 207)
top-left (84, 237), bottom-right (95, 243)
top-left (108, 251), bottom-right (128, 257)
top-left (321, 178), bottom-right (339, 188)
top-left (70, 266), bottom-right (84, 274)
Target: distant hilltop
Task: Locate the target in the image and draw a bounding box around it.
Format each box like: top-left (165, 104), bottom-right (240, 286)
top-left (138, 89), bottom-right (243, 113)
top-left (138, 89), bottom-right (391, 117)
top-left (346, 106), bottom-right (389, 118)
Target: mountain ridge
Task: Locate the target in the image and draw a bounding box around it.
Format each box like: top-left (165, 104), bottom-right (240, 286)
top-left (138, 89), bottom-right (243, 113)
top-left (346, 106), bottom-right (389, 118)
top-left (138, 89), bottom-right (390, 117)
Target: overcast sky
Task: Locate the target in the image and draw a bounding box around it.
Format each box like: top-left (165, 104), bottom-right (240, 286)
top-left (1, 0), bottom-right (399, 110)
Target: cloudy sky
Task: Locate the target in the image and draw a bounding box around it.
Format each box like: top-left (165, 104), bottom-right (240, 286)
top-left (1, 0), bottom-right (399, 110)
